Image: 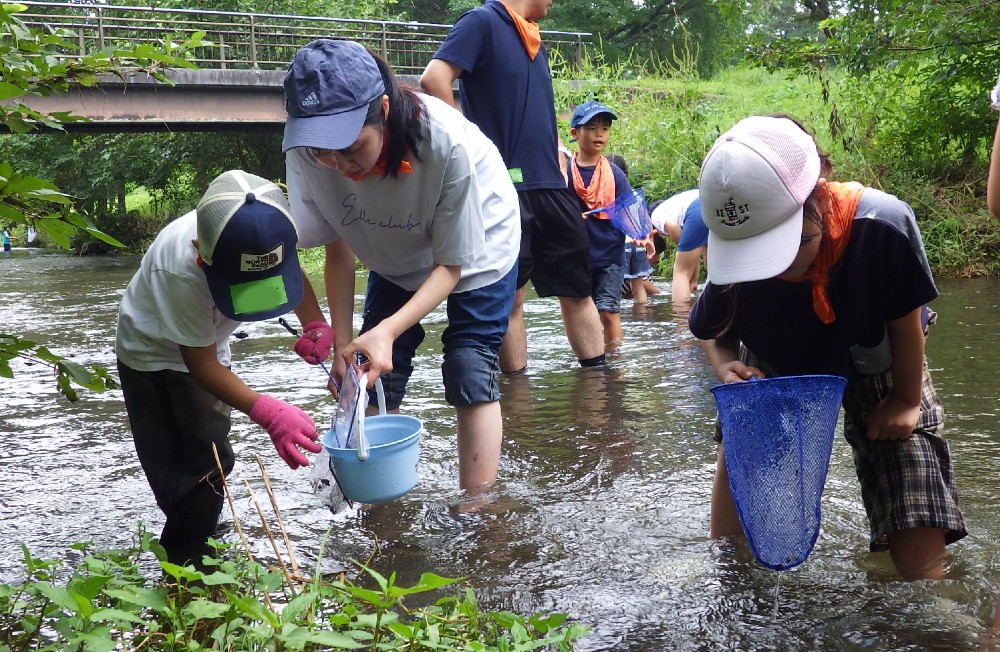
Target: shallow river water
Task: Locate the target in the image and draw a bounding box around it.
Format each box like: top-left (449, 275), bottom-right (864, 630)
top-left (2, 247), bottom-right (1000, 650)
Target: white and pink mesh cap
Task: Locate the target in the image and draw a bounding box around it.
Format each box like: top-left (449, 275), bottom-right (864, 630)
top-left (698, 116), bottom-right (821, 284)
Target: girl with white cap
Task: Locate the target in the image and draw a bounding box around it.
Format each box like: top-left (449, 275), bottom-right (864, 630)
top-left (689, 115), bottom-right (966, 580)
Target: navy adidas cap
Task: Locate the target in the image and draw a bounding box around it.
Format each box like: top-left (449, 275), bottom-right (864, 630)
top-left (282, 39), bottom-right (385, 152)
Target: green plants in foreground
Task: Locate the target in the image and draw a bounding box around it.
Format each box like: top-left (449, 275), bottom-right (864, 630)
top-left (0, 526), bottom-right (588, 651)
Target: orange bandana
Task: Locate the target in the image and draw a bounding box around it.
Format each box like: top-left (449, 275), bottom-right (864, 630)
top-left (571, 154), bottom-right (615, 219)
top-left (345, 126), bottom-right (414, 181)
top-left (790, 181), bottom-right (865, 324)
top-left (501, 3), bottom-right (541, 60)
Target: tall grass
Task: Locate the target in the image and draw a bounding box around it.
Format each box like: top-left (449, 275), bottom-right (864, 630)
top-left (553, 56), bottom-right (1000, 277)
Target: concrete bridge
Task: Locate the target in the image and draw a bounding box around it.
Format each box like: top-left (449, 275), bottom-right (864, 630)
top-left (14, 1), bottom-right (591, 133)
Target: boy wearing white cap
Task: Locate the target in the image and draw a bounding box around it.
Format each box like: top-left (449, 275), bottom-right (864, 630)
top-left (689, 115), bottom-right (966, 579)
top-left (116, 170), bottom-right (323, 567)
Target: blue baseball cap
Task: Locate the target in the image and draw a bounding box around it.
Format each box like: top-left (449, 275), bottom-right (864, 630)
top-left (197, 171), bottom-right (304, 322)
top-left (570, 100), bottom-right (618, 128)
top-left (282, 39), bottom-right (386, 152)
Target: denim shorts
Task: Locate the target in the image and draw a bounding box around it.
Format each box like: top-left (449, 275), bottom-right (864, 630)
top-left (591, 263), bottom-right (624, 313)
top-left (623, 242), bottom-right (653, 280)
top-left (360, 264), bottom-right (517, 409)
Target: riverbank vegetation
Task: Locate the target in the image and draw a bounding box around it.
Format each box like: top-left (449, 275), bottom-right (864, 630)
top-left (0, 456), bottom-right (587, 651)
top-left (2, 1), bottom-right (999, 646)
top-left (5, 1), bottom-right (999, 275)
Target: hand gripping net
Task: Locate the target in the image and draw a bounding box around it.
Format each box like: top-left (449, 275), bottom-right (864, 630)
top-left (711, 375), bottom-right (847, 570)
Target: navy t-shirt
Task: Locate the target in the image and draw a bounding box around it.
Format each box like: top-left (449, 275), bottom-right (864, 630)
top-left (569, 161), bottom-right (632, 269)
top-left (432, 1), bottom-right (565, 191)
top-left (689, 189), bottom-right (937, 379)
top-left (677, 199), bottom-right (708, 252)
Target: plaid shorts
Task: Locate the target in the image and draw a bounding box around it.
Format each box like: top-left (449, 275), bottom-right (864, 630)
top-left (842, 360), bottom-right (966, 550)
top-left (715, 338), bottom-right (967, 551)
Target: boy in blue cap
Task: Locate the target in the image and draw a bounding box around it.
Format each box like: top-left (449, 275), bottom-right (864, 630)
top-left (116, 170), bottom-right (323, 568)
top-left (567, 100), bottom-right (633, 348)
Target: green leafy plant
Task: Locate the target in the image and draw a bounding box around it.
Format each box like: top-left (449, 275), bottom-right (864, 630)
top-left (0, 333), bottom-right (118, 401)
top-left (0, 518), bottom-right (588, 650)
top-left (0, 1), bottom-right (209, 399)
top-left (0, 455), bottom-right (588, 650)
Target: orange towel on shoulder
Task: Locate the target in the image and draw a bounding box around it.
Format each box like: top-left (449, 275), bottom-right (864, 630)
top-left (501, 3), bottom-right (541, 60)
top-left (570, 154), bottom-right (615, 219)
top-left (790, 181), bottom-right (865, 324)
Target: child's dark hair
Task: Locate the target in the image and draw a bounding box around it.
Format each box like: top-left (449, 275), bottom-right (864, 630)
top-left (652, 232), bottom-right (667, 255)
top-left (364, 50), bottom-right (426, 178)
top-left (604, 153), bottom-right (628, 176)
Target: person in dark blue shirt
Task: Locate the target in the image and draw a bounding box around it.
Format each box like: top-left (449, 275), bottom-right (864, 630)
top-left (566, 101), bottom-right (632, 348)
top-left (420, 0), bottom-right (606, 372)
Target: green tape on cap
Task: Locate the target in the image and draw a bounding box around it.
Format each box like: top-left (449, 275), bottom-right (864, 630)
top-left (230, 276), bottom-right (288, 315)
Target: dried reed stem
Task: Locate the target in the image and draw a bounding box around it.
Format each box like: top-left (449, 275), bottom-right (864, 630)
top-left (255, 454), bottom-right (300, 577)
top-left (238, 468), bottom-right (302, 593)
top-left (212, 443), bottom-right (274, 609)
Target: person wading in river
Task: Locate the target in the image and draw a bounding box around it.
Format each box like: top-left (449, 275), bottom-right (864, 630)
top-left (688, 115), bottom-right (967, 580)
top-left (115, 170), bottom-right (323, 568)
top-left (281, 40), bottom-right (519, 490)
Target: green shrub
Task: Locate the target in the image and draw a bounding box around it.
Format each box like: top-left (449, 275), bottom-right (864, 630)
top-left (0, 526), bottom-right (588, 651)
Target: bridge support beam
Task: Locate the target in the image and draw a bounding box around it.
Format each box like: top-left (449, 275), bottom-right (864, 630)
top-left (19, 69), bottom-right (288, 133)
top-left (15, 69), bottom-right (449, 133)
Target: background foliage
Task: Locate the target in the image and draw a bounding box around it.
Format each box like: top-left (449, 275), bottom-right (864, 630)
top-left (4, 0), bottom-right (998, 266)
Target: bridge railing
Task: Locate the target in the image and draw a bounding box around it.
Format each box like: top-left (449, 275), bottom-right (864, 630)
top-left (15, 1), bottom-right (592, 75)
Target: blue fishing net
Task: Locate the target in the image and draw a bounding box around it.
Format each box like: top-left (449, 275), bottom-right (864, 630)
top-left (711, 375), bottom-right (847, 570)
top-left (606, 188), bottom-right (652, 239)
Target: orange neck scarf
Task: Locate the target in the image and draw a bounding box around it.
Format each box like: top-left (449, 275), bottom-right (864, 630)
top-left (791, 181), bottom-right (865, 324)
top-left (570, 154), bottom-right (616, 219)
top-left (345, 126), bottom-right (414, 181)
top-left (501, 3), bottom-right (541, 60)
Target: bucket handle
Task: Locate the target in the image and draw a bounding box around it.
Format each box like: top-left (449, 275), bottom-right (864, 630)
top-left (354, 374), bottom-right (387, 462)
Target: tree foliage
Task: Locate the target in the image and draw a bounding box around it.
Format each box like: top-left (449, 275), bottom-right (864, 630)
top-left (745, 0), bottom-right (1000, 181)
top-left (0, 1), bottom-right (204, 400)
top-left (0, 1), bottom-right (205, 246)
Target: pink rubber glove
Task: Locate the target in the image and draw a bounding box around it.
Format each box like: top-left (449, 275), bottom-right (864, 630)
top-left (293, 320), bottom-right (334, 364)
top-left (249, 395), bottom-right (322, 469)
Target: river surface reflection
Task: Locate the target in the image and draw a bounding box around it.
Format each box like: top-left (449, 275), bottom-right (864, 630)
top-left (1, 248), bottom-right (999, 650)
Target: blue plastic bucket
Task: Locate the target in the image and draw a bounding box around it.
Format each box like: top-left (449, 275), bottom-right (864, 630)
top-left (323, 414), bottom-right (422, 504)
top-left (711, 374), bottom-right (846, 570)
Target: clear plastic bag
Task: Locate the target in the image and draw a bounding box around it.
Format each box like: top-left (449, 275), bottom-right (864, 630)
top-left (308, 448), bottom-right (349, 514)
top-left (330, 364), bottom-right (368, 449)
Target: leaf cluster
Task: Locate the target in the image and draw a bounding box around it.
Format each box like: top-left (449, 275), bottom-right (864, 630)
top-left (0, 526), bottom-right (588, 651)
top-left (745, 0), bottom-right (1000, 181)
top-left (0, 1), bottom-right (205, 246)
top-left (0, 333), bottom-right (118, 402)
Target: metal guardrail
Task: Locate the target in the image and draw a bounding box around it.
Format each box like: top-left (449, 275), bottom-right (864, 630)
top-left (15, 1), bottom-right (592, 75)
